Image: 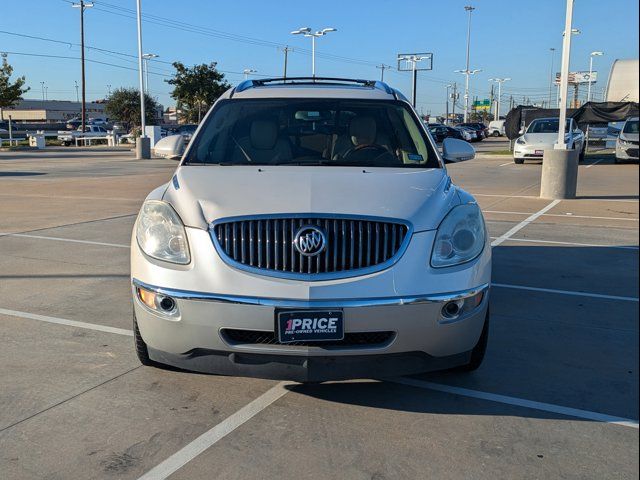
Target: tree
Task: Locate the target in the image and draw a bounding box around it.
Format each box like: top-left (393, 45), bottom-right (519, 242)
top-left (166, 62), bottom-right (230, 123)
top-left (104, 88), bottom-right (159, 131)
top-left (0, 54), bottom-right (30, 121)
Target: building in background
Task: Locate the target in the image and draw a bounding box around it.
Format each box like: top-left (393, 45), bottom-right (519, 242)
top-left (2, 99), bottom-right (106, 122)
top-left (606, 59), bottom-right (639, 102)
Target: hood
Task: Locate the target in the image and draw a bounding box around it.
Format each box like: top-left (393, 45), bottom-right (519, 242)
top-left (620, 132), bottom-right (639, 142)
top-left (163, 166), bottom-right (459, 232)
top-left (522, 132), bottom-right (568, 145)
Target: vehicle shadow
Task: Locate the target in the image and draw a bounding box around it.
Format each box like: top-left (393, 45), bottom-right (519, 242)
top-left (289, 244), bottom-right (639, 422)
top-left (0, 171), bottom-right (47, 177)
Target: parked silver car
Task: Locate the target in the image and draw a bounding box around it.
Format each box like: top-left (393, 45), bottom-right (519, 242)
top-left (513, 117), bottom-right (585, 164)
top-left (131, 78), bottom-right (491, 382)
top-left (615, 117), bottom-right (639, 163)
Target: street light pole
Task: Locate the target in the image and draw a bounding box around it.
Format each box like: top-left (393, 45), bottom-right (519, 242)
top-left (291, 27), bottom-right (337, 77)
top-left (135, 0), bottom-right (150, 159)
top-left (587, 51), bottom-right (604, 102)
top-left (142, 53), bottom-right (158, 94)
top-left (243, 68), bottom-right (257, 80)
top-left (72, 0), bottom-right (93, 133)
top-left (489, 78), bottom-right (511, 120)
top-left (463, 5), bottom-right (475, 123)
top-left (40, 82), bottom-right (45, 101)
top-left (74, 81), bottom-right (79, 102)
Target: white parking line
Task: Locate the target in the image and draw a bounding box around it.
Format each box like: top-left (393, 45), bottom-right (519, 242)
top-left (491, 200), bottom-right (560, 247)
top-left (492, 283), bottom-right (639, 302)
top-left (498, 162), bottom-right (513, 167)
top-left (0, 232), bottom-right (129, 248)
top-left (490, 236), bottom-right (639, 250)
top-left (137, 382), bottom-right (291, 480)
top-left (0, 307), bottom-right (133, 336)
top-left (472, 193), bottom-right (638, 203)
top-left (585, 159), bottom-right (603, 169)
top-left (485, 210), bottom-right (639, 222)
top-left (391, 378), bottom-right (639, 429)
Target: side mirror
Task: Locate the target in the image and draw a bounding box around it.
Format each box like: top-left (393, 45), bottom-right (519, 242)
top-left (442, 137), bottom-right (475, 163)
top-left (152, 134), bottom-right (185, 160)
top-left (518, 128), bottom-right (525, 135)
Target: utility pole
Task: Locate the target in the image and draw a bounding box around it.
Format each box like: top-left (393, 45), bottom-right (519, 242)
top-left (451, 82), bottom-right (457, 121)
top-left (72, 1), bottom-right (93, 133)
top-left (74, 81), bottom-right (79, 102)
top-left (489, 78), bottom-right (511, 121)
top-left (40, 81), bottom-right (45, 101)
top-left (376, 64), bottom-right (392, 82)
top-left (548, 47), bottom-right (556, 107)
top-left (280, 46), bottom-right (293, 79)
top-left (445, 84), bottom-right (452, 125)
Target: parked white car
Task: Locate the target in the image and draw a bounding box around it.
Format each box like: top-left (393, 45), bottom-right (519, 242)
top-left (615, 117), bottom-right (639, 163)
top-left (513, 117), bottom-right (585, 164)
top-left (131, 77), bottom-right (491, 382)
top-left (57, 125), bottom-right (109, 146)
top-left (488, 120), bottom-right (505, 137)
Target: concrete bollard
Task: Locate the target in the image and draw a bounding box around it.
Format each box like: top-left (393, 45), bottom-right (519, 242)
top-left (136, 136), bottom-right (151, 159)
top-left (540, 148), bottom-right (579, 199)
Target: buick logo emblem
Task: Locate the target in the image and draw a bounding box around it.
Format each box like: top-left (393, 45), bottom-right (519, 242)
top-left (294, 226), bottom-right (327, 257)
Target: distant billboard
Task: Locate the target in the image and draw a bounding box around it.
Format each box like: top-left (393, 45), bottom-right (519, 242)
top-left (555, 71), bottom-right (598, 85)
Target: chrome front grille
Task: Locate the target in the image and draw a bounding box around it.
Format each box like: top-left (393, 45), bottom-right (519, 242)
top-left (211, 216), bottom-right (410, 279)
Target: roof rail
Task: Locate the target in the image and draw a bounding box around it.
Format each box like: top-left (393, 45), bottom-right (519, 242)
top-left (233, 77), bottom-right (395, 94)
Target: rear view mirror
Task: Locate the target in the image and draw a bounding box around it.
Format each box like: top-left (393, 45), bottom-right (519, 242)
top-left (442, 137), bottom-right (475, 163)
top-left (152, 134), bottom-right (185, 160)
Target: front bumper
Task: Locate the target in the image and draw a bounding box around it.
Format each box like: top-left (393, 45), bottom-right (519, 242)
top-left (616, 143), bottom-right (639, 160)
top-left (133, 279), bottom-right (490, 381)
top-left (513, 143), bottom-right (551, 159)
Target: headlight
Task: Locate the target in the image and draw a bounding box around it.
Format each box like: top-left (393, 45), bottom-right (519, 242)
top-left (136, 200), bottom-right (190, 264)
top-left (516, 136), bottom-right (526, 145)
top-left (431, 203), bottom-right (486, 268)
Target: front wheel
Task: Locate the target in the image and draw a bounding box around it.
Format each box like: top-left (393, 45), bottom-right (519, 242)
top-left (133, 313), bottom-right (157, 367)
top-left (514, 158), bottom-right (524, 164)
top-left (492, 131), bottom-right (500, 137)
top-left (455, 310), bottom-right (489, 372)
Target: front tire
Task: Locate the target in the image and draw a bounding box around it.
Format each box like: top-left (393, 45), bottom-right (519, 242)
top-left (455, 310), bottom-right (489, 372)
top-left (492, 131), bottom-right (500, 137)
top-left (133, 313), bottom-right (157, 367)
top-left (514, 158), bottom-right (524, 164)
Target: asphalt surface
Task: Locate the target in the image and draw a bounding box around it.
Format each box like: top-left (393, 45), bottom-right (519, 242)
top-left (0, 143), bottom-right (638, 479)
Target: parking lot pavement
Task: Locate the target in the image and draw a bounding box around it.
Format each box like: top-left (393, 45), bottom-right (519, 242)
top-left (0, 149), bottom-right (638, 479)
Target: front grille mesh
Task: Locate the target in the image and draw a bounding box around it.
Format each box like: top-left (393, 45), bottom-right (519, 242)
top-left (212, 217), bottom-right (408, 275)
top-left (221, 329), bottom-right (395, 347)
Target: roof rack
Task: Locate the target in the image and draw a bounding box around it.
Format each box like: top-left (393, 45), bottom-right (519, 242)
top-left (233, 77), bottom-right (395, 95)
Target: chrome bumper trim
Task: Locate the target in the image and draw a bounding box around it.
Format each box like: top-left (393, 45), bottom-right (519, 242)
top-left (132, 279), bottom-right (489, 308)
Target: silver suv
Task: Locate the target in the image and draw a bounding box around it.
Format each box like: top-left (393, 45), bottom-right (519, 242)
top-left (131, 78), bottom-right (491, 382)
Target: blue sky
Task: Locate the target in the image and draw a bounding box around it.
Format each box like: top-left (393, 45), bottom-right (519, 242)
top-left (1, 0), bottom-right (638, 115)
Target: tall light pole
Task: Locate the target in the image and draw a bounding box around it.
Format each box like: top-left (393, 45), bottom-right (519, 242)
top-left (74, 81), bottom-right (79, 102)
top-left (462, 5), bottom-right (475, 122)
top-left (135, 0), bottom-right (150, 159)
top-left (291, 26), bottom-right (337, 77)
top-left (455, 68), bottom-right (481, 119)
top-left (142, 53), bottom-right (158, 93)
top-left (489, 78), bottom-right (510, 120)
top-left (587, 51), bottom-right (604, 102)
top-left (557, 28), bottom-right (580, 109)
top-left (243, 68), bottom-right (257, 80)
top-left (548, 47), bottom-right (556, 107)
top-left (72, 1), bottom-right (93, 133)
top-left (40, 81), bottom-right (45, 101)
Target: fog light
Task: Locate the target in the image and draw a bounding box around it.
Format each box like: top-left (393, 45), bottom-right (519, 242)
top-left (442, 299), bottom-right (464, 319)
top-left (136, 286), bottom-right (178, 316)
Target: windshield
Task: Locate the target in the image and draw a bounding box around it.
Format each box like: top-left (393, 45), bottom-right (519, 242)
top-left (528, 118), bottom-right (571, 134)
top-left (184, 99), bottom-right (439, 168)
top-left (623, 120), bottom-right (639, 134)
